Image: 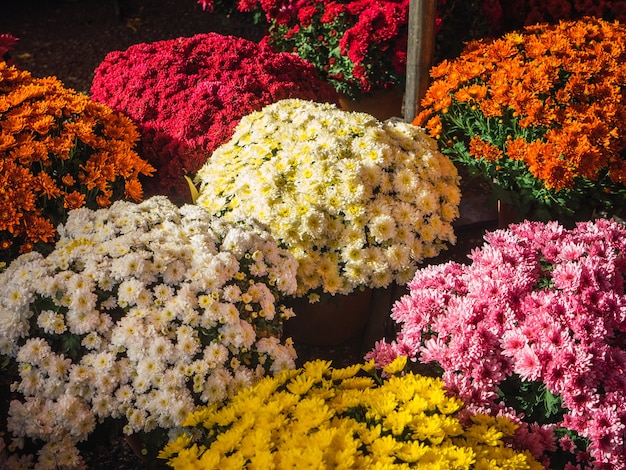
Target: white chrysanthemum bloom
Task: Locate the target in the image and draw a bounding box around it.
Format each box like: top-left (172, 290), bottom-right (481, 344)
top-left (256, 336), bottom-right (297, 374)
top-left (201, 368), bottom-right (232, 403)
top-left (0, 196), bottom-right (298, 466)
top-left (195, 99), bottom-right (461, 297)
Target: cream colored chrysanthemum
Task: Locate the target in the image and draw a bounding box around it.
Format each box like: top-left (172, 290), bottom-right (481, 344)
top-left (195, 99), bottom-right (460, 297)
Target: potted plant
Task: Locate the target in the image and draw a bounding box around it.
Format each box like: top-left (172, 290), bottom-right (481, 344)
top-left (159, 357), bottom-right (541, 468)
top-left (193, 98), bottom-right (460, 344)
top-left (196, 0), bottom-right (507, 120)
top-left (0, 196), bottom-right (299, 466)
top-left (367, 218), bottom-right (626, 469)
top-left (198, 0), bottom-right (409, 104)
top-left (413, 17), bottom-right (626, 225)
top-left (263, 0), bottom-right (410, 110)
top-left (0, 61), bottom-right (155, 267)
top-left (90, 32), bottom-right (339, 204)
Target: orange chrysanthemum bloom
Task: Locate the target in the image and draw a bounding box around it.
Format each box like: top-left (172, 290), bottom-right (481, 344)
top-left (0, 61), bottom-right (155, 265)
top-left (124, 178), bottom-right (145, 201)
top-left (413, 17), bottom-right (626, 223)
top-left (469, 136), bottom-right (503, 163)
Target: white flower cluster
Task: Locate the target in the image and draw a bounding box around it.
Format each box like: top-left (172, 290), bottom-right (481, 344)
top-left (0, 196), bottom-right (298, 468)
top-left (195, 99), bottom-right (461, 297)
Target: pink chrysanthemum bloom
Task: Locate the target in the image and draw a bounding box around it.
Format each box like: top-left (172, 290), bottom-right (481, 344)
top-left (367, 218), bottom-right (626, 469)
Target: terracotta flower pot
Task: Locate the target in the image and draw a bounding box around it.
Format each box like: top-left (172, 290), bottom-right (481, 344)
top-left (284, 289), bottom-right (373, 346)
top-left (338, 88), bottom-right (404, 121)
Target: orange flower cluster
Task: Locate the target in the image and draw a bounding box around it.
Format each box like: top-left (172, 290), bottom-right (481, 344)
top-left (0, 61), bottom-right (155, 264)
top-left (414, 17), bottom-right (626, 221)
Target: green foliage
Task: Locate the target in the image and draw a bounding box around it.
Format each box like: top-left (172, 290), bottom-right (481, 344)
top-left (498, 375), bottom-right (565, 425)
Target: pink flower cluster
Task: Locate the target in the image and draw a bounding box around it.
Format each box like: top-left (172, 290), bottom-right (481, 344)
top-left (367, 219), bottom-right (626, 469)
top-left (91, 33), bottom-right (338, 203)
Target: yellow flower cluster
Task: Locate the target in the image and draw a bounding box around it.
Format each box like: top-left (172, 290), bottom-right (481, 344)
top-left (194, 99), bottom-right (460, 297)
top-left (159, 358), bottom-right (541, 469)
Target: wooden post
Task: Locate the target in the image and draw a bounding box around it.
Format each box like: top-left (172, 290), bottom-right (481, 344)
top-left (403, 0), bottom-right (437, 123)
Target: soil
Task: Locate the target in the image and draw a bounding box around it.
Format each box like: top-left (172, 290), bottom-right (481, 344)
top-left (1, 3), bottom-right (499, 467)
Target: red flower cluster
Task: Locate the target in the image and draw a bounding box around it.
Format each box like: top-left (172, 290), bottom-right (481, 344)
top-left (341, 0), bottom-right (408, 70)
top-left (264, 0), bottom-right (409, 98)
top-left (199, 0), bottom-right (310, 25)
top-left (91, 33), bottom-right (338, 203)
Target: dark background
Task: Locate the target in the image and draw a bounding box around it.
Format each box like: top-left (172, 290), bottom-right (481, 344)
top-left (1, 0), bottom-right (265, 93)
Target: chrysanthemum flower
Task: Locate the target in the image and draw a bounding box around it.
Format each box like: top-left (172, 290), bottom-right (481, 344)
top-left (414, 17), bottom-right (626, 223)
top-left (194, 99), bottom-right (460, 297)
top-left (159, 359), bottom-right (541, 469)
top-left (0, 61), bottom-right (154, 265)
top-left (0, 196), bottom-right (299, 465)
top-left (91, 33), bottom-right (338, 203)
top-left (368, 218), bottom-right (626, 468)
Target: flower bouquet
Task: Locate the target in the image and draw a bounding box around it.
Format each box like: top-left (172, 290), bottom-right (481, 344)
top-left (194, 98), bottom-right (460, 300)
top-left (413, 17), bottom-right (626, 224)
top-left (0, 61), bottom-right (154, 266)
top-left (367, 219), bottom-right (626, 468)
top-left (159, 357), bottom-right (541, 468)
top-left (90, 32), bottom-right (339, 203)
top-left (0, 196), bottom-right (299, 467)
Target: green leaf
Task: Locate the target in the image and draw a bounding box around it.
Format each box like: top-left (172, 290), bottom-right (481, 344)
top-left (61, 333), bottom-right (83, 361)
top-left (541, 385), bottom-right (564, 419)
top-left (497, 375), bottom-right (566, 425)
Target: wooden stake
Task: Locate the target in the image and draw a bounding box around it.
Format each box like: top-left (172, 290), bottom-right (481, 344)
top-left (403, 0), bottom-right (437, 123)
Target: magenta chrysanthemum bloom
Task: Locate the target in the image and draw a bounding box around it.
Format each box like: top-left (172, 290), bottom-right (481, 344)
top-left (367, 218), bottom-right (626, 469)
top-left (91, 33), bottom-right (338, 203)
top-left (0, 34), bottom-right (18, 62)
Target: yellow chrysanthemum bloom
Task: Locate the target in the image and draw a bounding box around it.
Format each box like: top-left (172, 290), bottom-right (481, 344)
top-left (382, 355), bottom-right (408, 375)
top-left (331, 363), bottom-right (362, 381)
